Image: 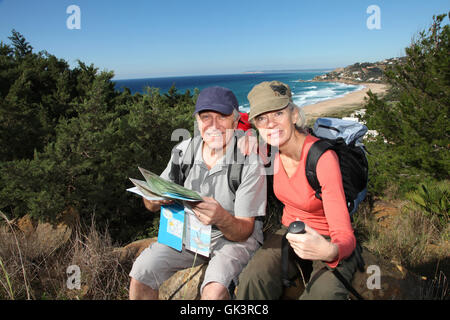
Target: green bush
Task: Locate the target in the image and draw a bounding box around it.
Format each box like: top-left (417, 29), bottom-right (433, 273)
top-left (0, 31), bottom-right (196, 243)
top-left (406, 180), bottom-right (449, 233)
top-left (362, 12), bottom-right (450, 197)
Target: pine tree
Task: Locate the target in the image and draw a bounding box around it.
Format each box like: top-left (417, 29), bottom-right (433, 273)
top-left (363, 12), bottom-right (449, 186)
top-left (8, 29), bottom-right (32, 58)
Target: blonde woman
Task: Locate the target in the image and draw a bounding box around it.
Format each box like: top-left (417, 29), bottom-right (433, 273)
top-left (236, 81), bottom-right (359, 300)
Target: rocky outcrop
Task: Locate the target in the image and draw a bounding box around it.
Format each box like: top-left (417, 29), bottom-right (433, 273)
top-left (310, 57), bottom-right (406, 84)
top-left (159, 264), bottom-right (207, 300)
top-left (117, 237), bottom-right (207, 300)
top-left (115, 238), bottom-right (157, 263)
top-left (281, 247), bottom-right (425, 300)
top-left (5, 212), bottom-right (74, 259)
top-left (120, 237), bottom-right (426, 300)
top-left (352, 248), bottom-right (424, 299)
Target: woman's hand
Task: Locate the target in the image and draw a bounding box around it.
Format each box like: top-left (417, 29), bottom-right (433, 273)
top-left (143, 198), bottom-right (173, 212)
top-left (286, 223), bottom-right (339, 262)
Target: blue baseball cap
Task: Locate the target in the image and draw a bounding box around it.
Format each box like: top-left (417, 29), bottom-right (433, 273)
top-left (194, 86), bottom-right (239, 115)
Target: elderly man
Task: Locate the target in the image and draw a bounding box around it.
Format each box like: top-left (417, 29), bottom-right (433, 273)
top-left (129, 86), bottom-right (267, 300)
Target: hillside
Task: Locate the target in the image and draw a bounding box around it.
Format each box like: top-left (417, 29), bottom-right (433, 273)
top-left (310, 57), bottom-right (406, 83)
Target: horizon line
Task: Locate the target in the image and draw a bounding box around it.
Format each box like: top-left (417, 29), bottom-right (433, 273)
top-left (112, 68), bottom-right (335, 81)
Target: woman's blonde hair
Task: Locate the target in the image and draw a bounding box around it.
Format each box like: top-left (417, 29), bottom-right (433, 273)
top-left (288, 102), bottom-right (307, 132)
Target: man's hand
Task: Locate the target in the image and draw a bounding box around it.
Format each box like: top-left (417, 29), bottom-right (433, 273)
top-left (190, 197), bottom-right (225, 226)
top-left (143, 198), bottom-right (173, 212)
top-left (286, 223), bottom-right (339, 262)
top-left (191, 197), bottom-right (255, 242)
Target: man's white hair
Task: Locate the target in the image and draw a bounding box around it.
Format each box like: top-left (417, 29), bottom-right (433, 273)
top-left (232, 109), bottom-right (241, 121)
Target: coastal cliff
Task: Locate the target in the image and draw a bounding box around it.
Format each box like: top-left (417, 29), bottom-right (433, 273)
top-left (307, 57), bottom-right (406, 84)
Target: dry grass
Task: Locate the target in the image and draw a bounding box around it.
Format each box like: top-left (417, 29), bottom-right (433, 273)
top-left (0, 212), bottom-right (131, 300)
top-left (1, 196), bottom-right (448, 300)
top-left (353, 201), bottom-right (449, 299)
top-left (67, 220), bottom-right (131, 299)
top-left (355, 203), bottom-right (448, 268)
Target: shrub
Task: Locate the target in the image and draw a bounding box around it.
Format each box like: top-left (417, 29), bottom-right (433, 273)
top-left (361, 12), bottom-right (450, 196)
top-left (406, 180), bottom-right (449, 235)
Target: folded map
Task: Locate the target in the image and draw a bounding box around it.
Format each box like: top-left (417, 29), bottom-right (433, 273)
top-left (127, 167), bottom-right (203, 202)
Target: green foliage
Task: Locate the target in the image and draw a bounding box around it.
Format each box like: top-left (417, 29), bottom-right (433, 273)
top-left (8, 29), bottom-right (32, 58)
top-left (362, 13), bottom-right (450, 196)
top-left (0, 30), bottom-right (196, 243)
top-left (0, 32), bottom-right (99, 161)
top-left (406, 180), bottom-right (449, 232)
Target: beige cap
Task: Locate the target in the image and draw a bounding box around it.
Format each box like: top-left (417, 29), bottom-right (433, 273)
top-left (247, 81), bottom-right (292, 120)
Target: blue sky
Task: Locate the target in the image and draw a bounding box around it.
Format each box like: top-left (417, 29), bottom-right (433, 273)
top-left (0, 0), bottom-right (448, 79)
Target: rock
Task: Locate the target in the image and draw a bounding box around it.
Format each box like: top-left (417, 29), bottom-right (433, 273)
top-left (116, 238), bottom-right (157, 264)
top-left (16, 214), bottom-right (35, 236)
top-left (7, 213), bottom-right (75, 259)
top-left (160, 264), bottom-right (207, 300)
top-left (352, 248), bottom-right (424, 299)
top-left (119, 237), bottom-right (207, 300)
top-left (372, 201), bottom-right (402, 228)
top-left (30, 221), bottom-right (72, 257)
top-left (121, 237), bottom-right (426, 300)
top-left (281, 248), bottom-right (425, 300)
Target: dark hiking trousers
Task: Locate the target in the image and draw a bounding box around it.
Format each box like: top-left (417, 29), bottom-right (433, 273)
top-left (236, 226), bottom-right (358, 300)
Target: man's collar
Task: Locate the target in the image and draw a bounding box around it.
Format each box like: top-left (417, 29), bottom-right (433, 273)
top-left (193, 132), bottom-right (240, 172)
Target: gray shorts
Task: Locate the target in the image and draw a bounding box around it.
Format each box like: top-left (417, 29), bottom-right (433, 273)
top-left (129, 235), bottom-right (260, 294)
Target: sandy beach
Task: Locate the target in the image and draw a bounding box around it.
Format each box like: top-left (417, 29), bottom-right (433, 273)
top-left (301, 83), bottom-right (389, 117)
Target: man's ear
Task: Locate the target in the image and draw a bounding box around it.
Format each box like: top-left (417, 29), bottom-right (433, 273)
top-left (195, 114), bottom-right (203, 132)
top-left (233, 115), bottom-right (240, 129)
top-left (233, 119), bottom-right (239, 129)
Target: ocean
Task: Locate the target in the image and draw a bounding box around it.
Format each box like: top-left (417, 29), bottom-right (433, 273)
top-left (113, 71), bottom-right (365, 113)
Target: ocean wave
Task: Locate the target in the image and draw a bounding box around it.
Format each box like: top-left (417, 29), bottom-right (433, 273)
top-left (239, 104), bottom-right (250, 113)
top-left (292, 83), bottom-right (362, 107)
top-left (332, 82), bottom-right (356, 89)
top-left (292, 87), bottom-right (336, 102)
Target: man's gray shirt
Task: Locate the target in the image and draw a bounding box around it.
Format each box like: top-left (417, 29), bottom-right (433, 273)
top-left (160, 133), bottom-right (267, 244)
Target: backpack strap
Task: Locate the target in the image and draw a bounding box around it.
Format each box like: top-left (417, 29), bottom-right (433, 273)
top-left (331, 267), bottom-right (365, 300)
top-left (181, 136), bottom-right (201, 184)
top-left (227, 136), bottom-right (245, 195)
top-left (305, 139), bottom-right (335, 200)
top-left (228, 163), bottom-right (244, 195)
top-left (169, 136), bottom-right (202, 186)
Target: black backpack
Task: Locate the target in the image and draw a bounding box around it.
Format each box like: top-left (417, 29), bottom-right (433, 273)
top-left (306, 118), bottom-right (369, 217)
